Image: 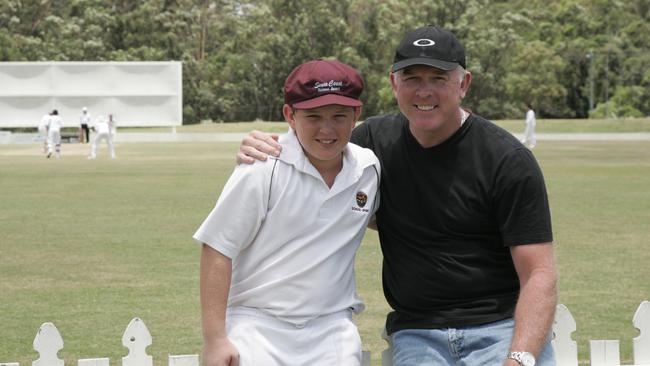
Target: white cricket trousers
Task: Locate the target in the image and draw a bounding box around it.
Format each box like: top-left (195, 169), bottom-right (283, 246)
top-left (47, 129), bottom-right (61, 157)
top-left (91, 132), bottom-right (115, 159)
top-left (523, 122), bottom-right (536, 147)
top-left (226, 307), bottom-right (362, 366)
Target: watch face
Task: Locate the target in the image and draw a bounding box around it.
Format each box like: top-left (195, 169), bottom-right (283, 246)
top-left (521, 352), bottom-right (536, 366)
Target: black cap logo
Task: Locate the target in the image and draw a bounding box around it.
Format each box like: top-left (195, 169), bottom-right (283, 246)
top-left (356, 191), bottom-right (368, 208)
top-left (392, 26), bottom-right (466, 72)
top-left (413, 39), bottom-right (435, 47)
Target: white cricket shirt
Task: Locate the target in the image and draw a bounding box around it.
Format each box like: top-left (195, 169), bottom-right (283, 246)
top-left (95, 120), bottom-right (110, 134)
top-left (80, 113), bottom-right (91, 125)
top-left (48, 116), bottom-right (63, 132)
top-left (194, 131), bottom-right (380, 324)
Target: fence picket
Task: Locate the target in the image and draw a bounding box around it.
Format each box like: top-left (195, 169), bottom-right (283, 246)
top-left (380, 326), bottom-right (393, 366)
top-left (121, 318), bottom-right (152, 366)
top-left (168, 354), bottom-right (198, 366)
top-left (632, 300), bottom-right (650, 364)
top-left (552, 304), bottom-right (579, 366)
top-left (78, 358), bottom-right (109, 366)
top-left (33, 322), bottom-right (64, 366)
top-left (361, 351), bottom-right (371, 366)
top-left (589, 339), bottom-right (620, 366)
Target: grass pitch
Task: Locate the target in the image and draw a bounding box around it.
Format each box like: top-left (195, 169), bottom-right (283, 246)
top-left (0, 138), bottom-right (649, 365)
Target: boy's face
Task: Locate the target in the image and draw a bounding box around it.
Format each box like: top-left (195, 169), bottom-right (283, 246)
top-left (283, 104), bottom-right (360, 166)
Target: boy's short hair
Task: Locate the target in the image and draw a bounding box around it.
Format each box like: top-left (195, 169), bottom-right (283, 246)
top-left (284, 59), bottom-right (364, 110)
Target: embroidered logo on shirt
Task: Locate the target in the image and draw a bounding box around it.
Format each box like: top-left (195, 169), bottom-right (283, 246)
top-left (356, 191), bottom-right (368, 208)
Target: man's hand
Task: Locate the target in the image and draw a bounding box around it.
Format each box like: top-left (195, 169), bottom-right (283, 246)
top-left (236, 130), bottom-right (282, 164)
top-left (203, 336), bottom-right (240, 366)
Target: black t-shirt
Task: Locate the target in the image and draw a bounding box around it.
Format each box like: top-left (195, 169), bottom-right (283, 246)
top-left (350, 113), bottom-right (553, 334)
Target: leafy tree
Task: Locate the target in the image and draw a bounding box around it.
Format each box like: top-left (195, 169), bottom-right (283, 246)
top-left (0, 0), bottom-right (648, 121)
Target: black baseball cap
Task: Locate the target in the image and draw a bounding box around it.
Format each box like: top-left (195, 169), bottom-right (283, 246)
top-left (392, 26), bottom-right (466, 72)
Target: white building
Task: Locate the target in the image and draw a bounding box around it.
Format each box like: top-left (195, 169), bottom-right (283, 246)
top-left (0, 61), bottom-right (182, 128)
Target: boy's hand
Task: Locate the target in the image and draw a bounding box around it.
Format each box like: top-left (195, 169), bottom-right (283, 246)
top-left (203, 337), bottom-right (239, 366)
top-left (236, 130), bottom-right (282, 164)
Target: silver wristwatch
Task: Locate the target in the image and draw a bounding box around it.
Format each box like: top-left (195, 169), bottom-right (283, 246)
top-left (507, 351), bottom-right (536, 366)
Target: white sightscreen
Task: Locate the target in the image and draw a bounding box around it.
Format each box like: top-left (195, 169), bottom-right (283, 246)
top-left (0, 61), bottom-right (182, 128)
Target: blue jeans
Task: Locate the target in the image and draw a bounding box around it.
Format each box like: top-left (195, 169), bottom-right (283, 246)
top-left (391, 318), bottom-right (555, 366)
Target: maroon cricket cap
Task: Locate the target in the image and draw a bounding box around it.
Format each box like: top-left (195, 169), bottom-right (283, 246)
top-left (284, 59), bottom-right (364, 109)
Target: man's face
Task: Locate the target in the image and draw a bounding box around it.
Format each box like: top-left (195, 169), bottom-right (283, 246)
top-left (283, 104), bottom-right (360, 167)
top-left (390, 65), bottom-right (470, 145)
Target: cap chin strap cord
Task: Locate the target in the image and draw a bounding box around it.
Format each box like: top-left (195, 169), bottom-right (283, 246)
top-left (268, 159), bottom-right (279, 208)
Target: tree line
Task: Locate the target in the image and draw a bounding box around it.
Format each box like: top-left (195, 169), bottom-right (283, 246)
top-left (1, 0), bottom-right (648, 123)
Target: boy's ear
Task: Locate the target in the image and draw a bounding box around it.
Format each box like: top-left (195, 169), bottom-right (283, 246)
top-left (354, 106), bottom-right (362, 122)
top-left (282, 104), bottom-right (296, 129)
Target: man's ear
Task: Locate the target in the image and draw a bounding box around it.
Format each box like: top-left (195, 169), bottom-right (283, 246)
top-left (459, 71), bottom-right (472, 99)
top-left (282, 104), bottom-right (296, 130)
top-left (390, 72), bottom-right (398, 98)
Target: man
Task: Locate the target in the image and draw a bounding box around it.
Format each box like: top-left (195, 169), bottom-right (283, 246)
top-left (80, 107), bottom-right (91, 143)
top-left (46, 109), bottom-right (63, 159)
top-left (38, 111), bottom-right (50, 154)
top-left (238, 26), bottom-right (557, 366)
top-left (88, 114), bottom-right (116, 159)
top-left (523, 103), bottom-right (537, 148)
top-left (196, 59), bottom-right (380, 366)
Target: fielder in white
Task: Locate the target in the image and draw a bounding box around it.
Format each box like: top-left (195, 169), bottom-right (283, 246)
top-left (89, 114), bottom-right (116, 159)
top-left (46, 110), bottom-right (63, 158)
top-left (523, 103), bottom-right (537, 148)
top-left (38, 111), bottom-right (50, 154)
top-left (194, 59), bottom-right (380, 366)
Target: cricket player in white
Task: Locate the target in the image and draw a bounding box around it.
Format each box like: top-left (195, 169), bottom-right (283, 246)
top-left (89, 114), bottom-right (115, 159)
top-left (194, 59), bottom-right (380, 366)
top-left (80, 107), bottom-right (91, 143)
top-left (46, 110), bottom-right (63, 158)
top-left (38, 112), bottom-right (50, 154)
top-left (523, 104), bottom-right (537, 148)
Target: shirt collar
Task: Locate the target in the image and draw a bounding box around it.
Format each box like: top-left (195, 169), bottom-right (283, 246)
top-left (275, 129), bottom-right (375, 181)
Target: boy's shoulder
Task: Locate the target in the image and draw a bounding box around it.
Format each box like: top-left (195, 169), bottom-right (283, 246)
top-left (231, 154), bottom-right (283, 185)
top-left (347, 142), bottom-right (380, 168)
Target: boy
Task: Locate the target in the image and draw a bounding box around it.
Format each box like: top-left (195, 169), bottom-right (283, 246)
top-left (194, 59), bottom-right (380, 366)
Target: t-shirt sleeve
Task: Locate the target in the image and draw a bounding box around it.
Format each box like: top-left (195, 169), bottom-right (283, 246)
top-left (493, 148), bottom-right (553, 246)
top-left (351, 121), bottom-right (372, 149)
top-left (193, 162), bottom-right (270, 259)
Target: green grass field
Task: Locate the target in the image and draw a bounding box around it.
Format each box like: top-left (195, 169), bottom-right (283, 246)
top-left (116, 117), bottom-right (650, 134)
top-left (1, 135), bottom-right (649, 365)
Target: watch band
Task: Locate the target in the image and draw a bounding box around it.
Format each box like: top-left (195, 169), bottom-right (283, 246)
top-left (507, 351), bottom-right (536, 366)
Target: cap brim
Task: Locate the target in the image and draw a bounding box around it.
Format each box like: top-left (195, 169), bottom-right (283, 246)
top-left (392, 57), bottom-right (459, 72)
top-left (292, 94), bottom-right (362, 109)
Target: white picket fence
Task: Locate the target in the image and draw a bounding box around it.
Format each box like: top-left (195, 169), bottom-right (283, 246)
top-left (1, 301), bottom-right (648, 366)
top-left (551, 301), bottom-right (650, 366)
